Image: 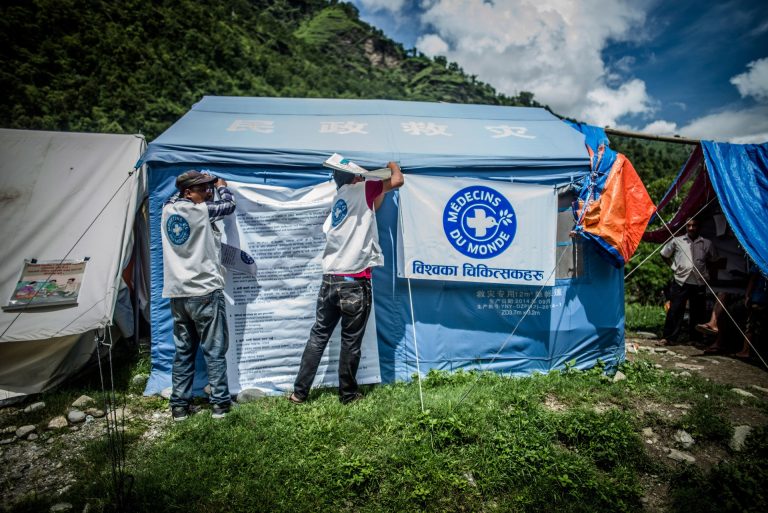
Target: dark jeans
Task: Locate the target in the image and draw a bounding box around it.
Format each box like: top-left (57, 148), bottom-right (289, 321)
top-left (293, 275), bottom-right (372, 403)
top-left (169, 289), bottom-right (231, 408)
top-left (662, 281), bottom-right (707, 343)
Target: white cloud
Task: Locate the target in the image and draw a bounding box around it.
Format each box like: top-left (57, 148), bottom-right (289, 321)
top-left (416, 34), bottom-right (449, 56)
top-left (676, 105), bottom-right (768, 143)
top-left (357, 0), bottom-right (406, 13)
top-left (641, 120), bottom-right (678, 136)
top-left (730, 57), bottom-right (768, 102)
top-left (579, 80), bottom-right (653, 127)
top-left (412, 0), bottom-right (652, 126)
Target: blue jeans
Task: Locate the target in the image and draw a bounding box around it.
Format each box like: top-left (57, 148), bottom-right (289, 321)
top-left (293, 275), bottom-right (372, 403)
top-left (169, 289), bottom-right (231, 408)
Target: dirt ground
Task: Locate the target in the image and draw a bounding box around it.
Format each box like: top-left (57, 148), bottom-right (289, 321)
top-left (626, 335), bottom-right (768, 390)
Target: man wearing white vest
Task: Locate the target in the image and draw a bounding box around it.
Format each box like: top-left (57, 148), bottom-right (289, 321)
top-left (290, 161), bottom-right (404, 404)
top-left (161, 170), bottom-right (236, 421)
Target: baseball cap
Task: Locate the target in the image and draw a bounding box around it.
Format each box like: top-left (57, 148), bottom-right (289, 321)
top-left (176, 170), bottom-right (216, 191)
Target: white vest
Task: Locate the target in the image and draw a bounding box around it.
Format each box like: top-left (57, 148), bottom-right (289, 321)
top-left (322, 182), bottom-right (384, 274)
top-left (161, 201), bottom-right (226, 297)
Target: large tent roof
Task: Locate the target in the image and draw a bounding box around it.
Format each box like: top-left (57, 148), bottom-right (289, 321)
top-left (140, 96), bottom-right (589, 175)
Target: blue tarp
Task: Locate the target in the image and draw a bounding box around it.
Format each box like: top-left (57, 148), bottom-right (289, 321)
top-left (702, 141), bottom-right (768, 276)
top-left (142, 96), bottom-right (625, 395)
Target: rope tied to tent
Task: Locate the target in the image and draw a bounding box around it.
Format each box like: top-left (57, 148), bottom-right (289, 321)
top-left (95, 325), bottom-right (134, 511)
top-left (655, 215), bottom-right (768, 370)
top-left (0, 167), bottom-right (139, 341)
top-left (450, 246), bottom-right (571, 411)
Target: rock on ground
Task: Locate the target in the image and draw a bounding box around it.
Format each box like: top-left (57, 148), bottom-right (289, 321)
top-left (667, 448), bottom-right (697, 463)
top-left (71, 395), bottom-right (95, 409)
top-left (47, 416), bottom-right (68, 430)
top-left (730, 425), bottom-right (753, 451)
top-left (23, 401), bottom-right (46, 413)
top-left (67, 410), bottom-right (86, 424)
top-left (15, 425), bottom-right (36, 439)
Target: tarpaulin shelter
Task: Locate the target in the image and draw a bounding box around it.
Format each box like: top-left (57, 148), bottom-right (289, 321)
top-left (139, 96), bottom-right (643, 396)
top-left (0, 129), bottom-right (146, 404)
top-left (644, 141), bottom-right (768, 279)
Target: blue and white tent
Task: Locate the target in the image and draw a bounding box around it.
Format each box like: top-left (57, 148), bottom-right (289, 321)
top-left (140, 96), bottom-right (626, 396)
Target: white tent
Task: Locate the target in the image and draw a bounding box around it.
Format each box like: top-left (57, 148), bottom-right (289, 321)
top-left (0, 129), bottom-right (146, 403)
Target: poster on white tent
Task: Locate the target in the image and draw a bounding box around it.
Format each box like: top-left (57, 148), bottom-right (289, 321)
top-left (398, 175), bottom-right (557, 286)
top-left (222, 180), bottom-right (380, 394)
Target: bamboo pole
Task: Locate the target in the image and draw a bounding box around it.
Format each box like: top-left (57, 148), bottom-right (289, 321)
top-left (604, 127), bottom-right (700, 145)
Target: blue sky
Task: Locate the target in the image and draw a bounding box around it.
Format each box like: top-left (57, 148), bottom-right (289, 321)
top-left (349, 0), bottom-right (768, 142)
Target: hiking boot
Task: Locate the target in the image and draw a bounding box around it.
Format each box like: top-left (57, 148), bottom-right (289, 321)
top-left (211, 404), bottom-right (230, 419)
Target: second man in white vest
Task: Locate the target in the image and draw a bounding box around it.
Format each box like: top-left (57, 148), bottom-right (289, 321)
top-left (290, 161), bottom-right (404, 404)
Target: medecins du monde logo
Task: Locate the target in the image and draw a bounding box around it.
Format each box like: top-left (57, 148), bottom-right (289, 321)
top-left (442, 185), bottom-right (517, 259)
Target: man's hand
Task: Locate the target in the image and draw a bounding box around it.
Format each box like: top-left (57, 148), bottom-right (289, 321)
top-left (382, 162), bottom-right (404, 192)
top-left (215, 178), bottom-right (227, 188)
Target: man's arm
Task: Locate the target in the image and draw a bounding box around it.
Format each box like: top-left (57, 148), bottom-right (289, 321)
top-left (207, 178), bottom-right (237, 221)
top-left (373, 162), bottom-right (404, 211)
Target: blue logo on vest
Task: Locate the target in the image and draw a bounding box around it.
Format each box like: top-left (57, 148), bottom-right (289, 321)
top-left (442, 185), bottom-right (517, 259)
top-left (331, 199), bottom-right (348, 227)
top-left (166, 214), bottom-right (190, 245)
top-left (240, 251), bottom-right (254, 265)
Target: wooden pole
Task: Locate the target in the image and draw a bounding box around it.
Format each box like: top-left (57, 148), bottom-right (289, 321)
top-left (604, 127), bottom-right (700, 145)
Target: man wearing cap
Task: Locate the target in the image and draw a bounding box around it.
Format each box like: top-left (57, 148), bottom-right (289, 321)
top-left (161, 170), bottom-right (236, 420)
top-left (290, 162), bottom-right (403, 405)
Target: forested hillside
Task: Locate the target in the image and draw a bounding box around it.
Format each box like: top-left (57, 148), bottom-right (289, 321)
top-left (0, 0), bottom-right (541, 140)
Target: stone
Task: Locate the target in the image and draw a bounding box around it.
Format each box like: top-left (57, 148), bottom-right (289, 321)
top-left (653, 347), bottom-right (669, 353)
top-left (0, 437), bottom-right (15, 445)
top-left (654, 364), bottom-right (662, 369)
top-left (667, 448), bottom-right (696, 463)
top-left (731, 388), bottom-right (756, 399)
top-left (15, 425), bottom-right (36, 439)
top-left (160, 387), bottom-right (172, 399)
top-left (641, 427), bottom-right (655, 437)
top-left (1, 425), bottom-right (17, 435)
top-left (50, 502), bottom-right (73, 512)
top-left (85, 408), bottom-right (105, 418)
top-left (673, 429), bottom-right (695, 449)
top-left (750, 385), bottom-right (768, 394)
top-left (673, 403), bottom-right (692, 410)
top-left (27, 433), bottom-right (38, 441)
top-left (23, 401), bottom-right (46, 413)
top-left (674, 363), bottom-right (703, 371)
top-left (730, 425), bottom-right (753, 452)
top-left (634, 331), bottom-right (657, 339)
top-left (47, 416), bottom-right (69, 430)
top-left (67, 410), bottom-right (86, 424)
top-left (71, 395), bottom-right (95, 409)
top-left (626, 343), bottom-right (638, 354)
top-left (612, 371), bottom-right (627, 383)
top-left (637, 345), bottom-right (655, 353)
top-left (678, 371), bottom-right (692, 378)
top-left (236, 388), bottom-right (266, 403)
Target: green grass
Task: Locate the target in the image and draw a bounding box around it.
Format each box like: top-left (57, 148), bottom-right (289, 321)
top-left (6, 358), bottom-right (768, 513)
top-left (625, 302), bottom-right (666, 333)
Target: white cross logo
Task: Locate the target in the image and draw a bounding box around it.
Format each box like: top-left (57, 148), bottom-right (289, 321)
top-left (466, 208), bottom-right (497, 238)
top-left (173, 224), bottom-right (183, 236)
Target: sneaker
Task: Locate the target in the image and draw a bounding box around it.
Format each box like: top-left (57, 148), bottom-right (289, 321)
top-left (171, 406), bottom-right (189, 422)
top-left (341, 392), bottom-right (364, 405)
top-left (211, 404), bottom-right (230, 419)
top-left (171, 404), bottom-right (201, 422)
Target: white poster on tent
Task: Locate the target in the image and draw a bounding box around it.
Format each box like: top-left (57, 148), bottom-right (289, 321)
top-left (398, 175), bottom-right (557, 286)
top-left (222, 180), bottom-right (380, 395)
